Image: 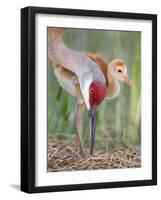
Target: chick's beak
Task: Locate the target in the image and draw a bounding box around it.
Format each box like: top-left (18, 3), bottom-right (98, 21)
top-left (123, 74), bottom-right (133, 86)
top-left (88, 105), bottom-right (97, 155)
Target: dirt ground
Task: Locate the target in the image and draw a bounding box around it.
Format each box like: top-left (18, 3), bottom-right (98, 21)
top-left (48, 136), bottom-right (141, 172)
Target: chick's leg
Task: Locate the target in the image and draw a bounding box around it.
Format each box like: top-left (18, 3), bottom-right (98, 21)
top-left (74, 103), bottom-right (85, 158)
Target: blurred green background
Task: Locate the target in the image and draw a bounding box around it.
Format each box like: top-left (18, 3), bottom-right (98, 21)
top-left (48, 29), bottom-right (141, 150)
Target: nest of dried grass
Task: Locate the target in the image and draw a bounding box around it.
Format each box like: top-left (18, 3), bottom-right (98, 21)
top-left (48, 136), bottom-right (141, 172)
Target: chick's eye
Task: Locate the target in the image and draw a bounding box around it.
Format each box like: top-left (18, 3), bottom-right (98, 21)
top-left (90, 89), bottom-right (94, 93)
top-left (117, 69), bottom-right (122, 73)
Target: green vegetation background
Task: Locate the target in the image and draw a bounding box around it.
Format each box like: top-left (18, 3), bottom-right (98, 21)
top-left (48, 29), bottom-right (141, 150)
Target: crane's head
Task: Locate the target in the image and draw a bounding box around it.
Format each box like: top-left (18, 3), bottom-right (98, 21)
top-left (80, 71), bottom-right (107, 155)
top-left (109, 59), bottom-right (132, 86)
top-left (88, 81), bottom-right (106, 155)
top-left (89, 81), bottom-right (107, 107)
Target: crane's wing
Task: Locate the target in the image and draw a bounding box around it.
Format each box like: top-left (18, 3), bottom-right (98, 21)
top-left (51, 52), bottom-right (108, 87)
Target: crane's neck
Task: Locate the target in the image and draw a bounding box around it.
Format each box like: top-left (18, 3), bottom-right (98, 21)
top-left (48, 28), bottom-right (106, 84)
top-left (107, 65), bottom-right (120, 99)
top-left (48, 28), bottom-right (107, 110)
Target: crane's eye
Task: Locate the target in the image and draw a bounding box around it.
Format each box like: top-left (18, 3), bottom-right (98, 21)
top-left (90, 89), bottom-right (94, 93)
top-left (117, 69), bottom-right (122, 73)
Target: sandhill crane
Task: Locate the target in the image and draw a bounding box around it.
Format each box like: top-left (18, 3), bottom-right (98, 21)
top-left (48, 28), bottom-right (132, 158)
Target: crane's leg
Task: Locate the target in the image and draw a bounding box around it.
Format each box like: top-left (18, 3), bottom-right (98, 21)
top-left (74, 103), bottom-right (85, 158)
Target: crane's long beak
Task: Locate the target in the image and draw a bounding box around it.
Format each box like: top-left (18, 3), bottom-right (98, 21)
top-left (124, 74), bottom-right (133, 86)
top-left (88, 106), bottom-right (97, 155)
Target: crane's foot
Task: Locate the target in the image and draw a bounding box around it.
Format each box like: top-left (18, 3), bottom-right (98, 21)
top-left (69, 151), bottom-right (87, 160)
top-left (79, 150), bottom-right (87, 159)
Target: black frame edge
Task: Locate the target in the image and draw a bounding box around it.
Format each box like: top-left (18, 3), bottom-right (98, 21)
top-left (152, 14), bottom-right (157, 185)
top-left (21, 7), bottom-right (36, 193)
top-left (32, 180), bottom-right (155, 193)
top-left (23, 6), bottom-right (157, 20)
top-left (21, 7), bottom-right (30, 193)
